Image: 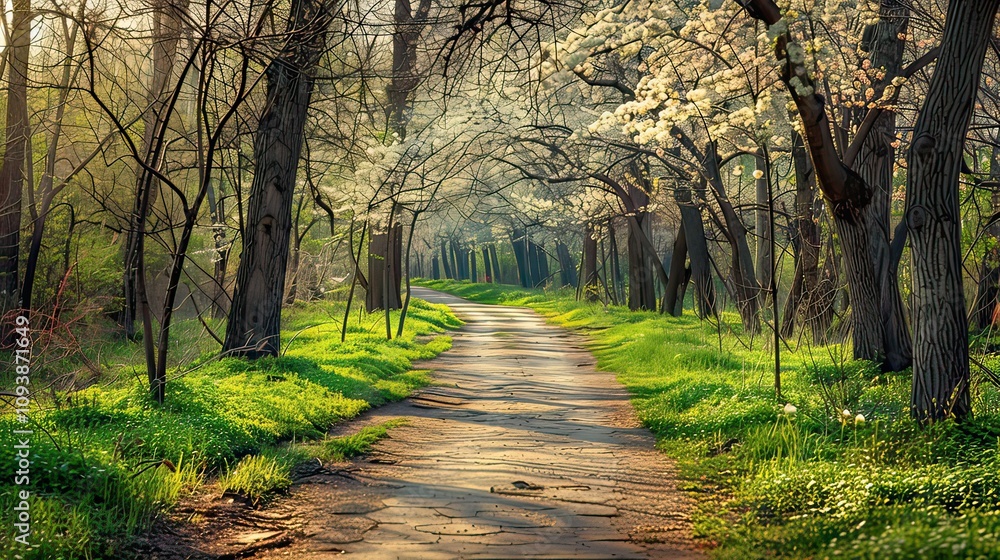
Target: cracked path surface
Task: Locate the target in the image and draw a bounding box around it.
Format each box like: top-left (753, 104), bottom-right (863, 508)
top-left (236, 288), bottom-right (702, 559)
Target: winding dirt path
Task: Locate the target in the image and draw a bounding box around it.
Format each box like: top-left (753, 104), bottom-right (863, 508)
top-left (152, 289), bottom-right (702, 559)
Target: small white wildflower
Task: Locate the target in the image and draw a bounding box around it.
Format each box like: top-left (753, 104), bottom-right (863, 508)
top-left (842, 409), bottom-right (852, 419)
top-left (783, 403), bottom-right (798, 415)
top-left (855, 413), bottom-right (866, 424)
top-left (753, 169), bottom-right (765, 180)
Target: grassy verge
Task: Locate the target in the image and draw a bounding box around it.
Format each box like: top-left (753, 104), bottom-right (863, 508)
top-left (218, 418), bottom-right (408, 503)
top-left (416, 279), bottom-right (1000, 559)
top-left (0, 297), bottom-right (460, 559)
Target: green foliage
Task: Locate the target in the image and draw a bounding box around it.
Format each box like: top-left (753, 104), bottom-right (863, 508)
top-left (0, 296), bottom-right (458, 558)
top-left (419, 279), bottom-right (1000, 559)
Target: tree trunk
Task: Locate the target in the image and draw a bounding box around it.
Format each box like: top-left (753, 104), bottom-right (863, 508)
top-left (755, 151), bottom-right (772, 293)
top-left (470, 246), bottom-right (478, 282)
top-left (121, 0), bottom-right (190, 337)
top-left (908, 0), bottom-right (998, 422)
top-left (481, 246), bottom-right (492, 282)
top-left (223, 0), bottom-right (330, 358)
top-left (0, 0), bottom-right (30, 311)
top-left (556, 240), bottom-right (577, 288)
top-left (367, 225), bottom-right (402, 311)
top-left (854, 0), bottom-right (912, 371)
top-left (432, 255), bottom-right (441, 279)
top-left (703, 141), bottom-right (760, 332)
top-left (626, 183), bottom-right (657, 311)
top-left (676, 181), bottom-right (716, 318)
top-left (781, 132), bottom-right (822, 339)
top-left (489, 244), bottom-right (501, 284)
top-left (511, 229), bottom-right (530, 287)
top-left (663, 227), bottom-right (688, 317)
top-left (582, 222), bottom-right (599, 301)
top-left (973, 145), bottom-right (1000, 329)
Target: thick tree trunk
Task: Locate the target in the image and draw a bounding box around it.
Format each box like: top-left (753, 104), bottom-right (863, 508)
top-left (440, 242), bottom-right (452, 279)
top-left (556, 241), bottom-right (577, 288)
top-left (223, 0), bottom-right (330, 358)
top-left (836, 216), bottom-right (886, 362)
top-left (853, 0), bottom-right (912, 371)
top-left (0, 0), bottom-right (30, 311)
top-left (907, 0), bottom-right (999, 422)
top-left (366, 224), bottom-right (402, 311)
top-left (432, 255), bottom-right (441, 279)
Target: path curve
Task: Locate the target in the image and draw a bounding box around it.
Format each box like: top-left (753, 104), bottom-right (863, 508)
top-left (257, 288), bottom-right (702, 559)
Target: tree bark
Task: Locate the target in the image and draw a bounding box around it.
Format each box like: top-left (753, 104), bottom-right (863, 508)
top-left (626, 182), bottom-right (657, 311)
top-left (781, 132), bottom-right (822, 339)
top-left (555, 240), bottom-right (578, 288)
top-left (907, 0), bottom-right (998, 422)
top-left (489, 245), bottom-right (500, 283)
top-left (663, 227), bottom-right (687, 317)
top-left (755, 151), bottom-right (772, 293)
top-left (973, 145), bottom-right (1000, 329)
top-left (677, 181), bottom-right (716, 318)
top-left (582, 222), bottom-right (599, 301)
top-left (223, 0), bottom-right (331, 358)
top-left (0, 0), bottom-right (30, 311)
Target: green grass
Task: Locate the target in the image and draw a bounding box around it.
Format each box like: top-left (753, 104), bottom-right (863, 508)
top-left (217, 418), bottom-right (407, 504)
top-left (417, 279), bottom-right (1000, 559)
top-left (0, 296), bottom-right (460, 559)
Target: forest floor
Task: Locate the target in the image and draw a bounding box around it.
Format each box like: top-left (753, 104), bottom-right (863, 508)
top-left (142, 287), bottom-right (704, 559)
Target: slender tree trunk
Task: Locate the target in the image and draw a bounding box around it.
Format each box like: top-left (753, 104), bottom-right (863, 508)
top-left (440, 241), bottom-right (452, 279)
top-left (511, 229), bottom-right (530, 288)
top-left (489, 244), bottom-right (501, 284)
top-left (121, 0), bottom-right (190, 337)
top-left (470, 246), bottom-right (478, 282)
top-left (781, 132), bottom-right (821, 339)
top-left (432, 256), bottom-right (440, 279)
top-left (223, 0), bottom-right (331, 358)
top-left (609, 220), bottom-right (624, 303)
top-left (907, 0), bottom-right (999, 422)
top-left (482, 246), bottom-right (492, 282)
top-left (582, 222), bottom-right (599, 302)
top-left (704, 141), bottom-right (760, 332)
top-left (972, 145), bottom-right (1000, 329)
top-left (755, 151), bottom-right (772, 293)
